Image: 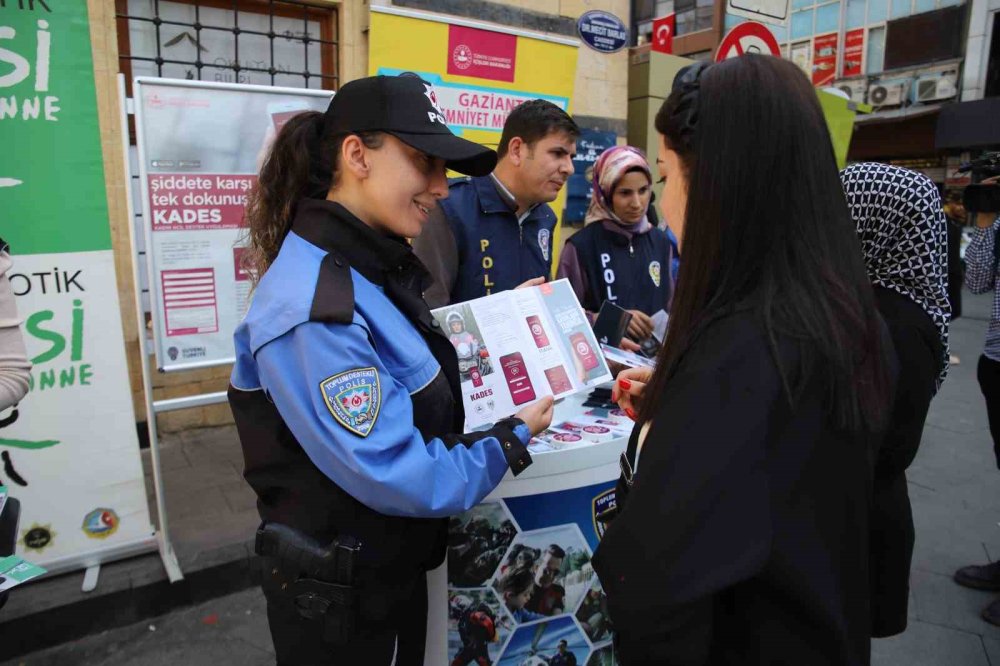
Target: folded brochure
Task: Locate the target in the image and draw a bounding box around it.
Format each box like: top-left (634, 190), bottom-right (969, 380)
top-left (433, 279), bottom-right (613, 429)
top-left (600, 343), bottom-right (656, 369)
top-left (0, 555), bottom-right (46, 593)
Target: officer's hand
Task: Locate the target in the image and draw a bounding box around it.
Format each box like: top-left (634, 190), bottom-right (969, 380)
top-left (516, 395), bottom-right (554, 436)
top-left (516, 276), bottom-right (546, 290)
top-left (611, 367), bottom-right (653, 420)
top-left (626, 310), bottom-right (654, 341)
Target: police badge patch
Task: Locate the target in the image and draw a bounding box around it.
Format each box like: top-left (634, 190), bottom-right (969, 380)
top-left (538, 228), bottom-right (551, 261)
top-left (320, 367), bottom-right (382, 437)
top-left (649, 260), bottom-right (662, 287)
top-left (592, 488), bottom-right (617, 539)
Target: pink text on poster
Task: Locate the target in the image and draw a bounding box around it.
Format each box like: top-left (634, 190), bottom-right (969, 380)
top-left (842, 29), bottom-right (865, 78)
top-left (148, 174), bottom-right (257, 231)
top-left (812, 33), bottom-right (838, 87)
top-left (233, 247), bottom-right (251, 282)
top-left (161, 267), bottom-right (219, 336)
top-left (447, 24), bottom-right (517, 83)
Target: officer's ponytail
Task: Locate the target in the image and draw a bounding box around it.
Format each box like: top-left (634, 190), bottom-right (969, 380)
top-left (242, 111), bottom-right (382, 285)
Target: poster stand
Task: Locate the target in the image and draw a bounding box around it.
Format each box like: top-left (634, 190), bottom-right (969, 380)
top-left (117, 76), bottom-right (332, 582)
top-left (117, 74), bottom-right (184, 582)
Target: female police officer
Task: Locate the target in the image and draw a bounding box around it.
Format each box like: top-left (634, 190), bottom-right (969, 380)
top-left (229, 75), bottom-right (554, 665)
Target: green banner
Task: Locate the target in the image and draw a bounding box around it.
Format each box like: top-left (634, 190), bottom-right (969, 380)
top-left (1, 2), bottom-right (111, 255)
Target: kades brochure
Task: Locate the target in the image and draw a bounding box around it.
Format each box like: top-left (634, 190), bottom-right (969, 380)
top-left (432, 279), bottom-right (612, 428)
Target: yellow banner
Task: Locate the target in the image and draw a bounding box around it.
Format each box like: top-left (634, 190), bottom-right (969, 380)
top-left (369, 7), bottom-right (579, 272)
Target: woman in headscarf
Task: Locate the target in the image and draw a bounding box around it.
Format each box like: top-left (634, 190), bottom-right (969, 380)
top-left (842, 162), bottom-right (951, 638)
top-left (556, 146), bottom-right (674, 343)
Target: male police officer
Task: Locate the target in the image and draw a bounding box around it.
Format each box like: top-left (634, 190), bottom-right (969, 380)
top-left (413, 99), bottom-right (579, 308)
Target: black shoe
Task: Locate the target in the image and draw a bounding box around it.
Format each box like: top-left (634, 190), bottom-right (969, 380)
top-left (984, 598), bottom-right (1000, 627)
top-left (955, 562), bottom-right (1000, 591)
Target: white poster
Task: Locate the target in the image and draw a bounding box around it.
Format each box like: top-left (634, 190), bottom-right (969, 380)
top-left (433, 280), bottom-right (612, 428)
top-left (4, 252), bottom-right (153, 567)
top-left (133, 79), bottom-right (332, 371)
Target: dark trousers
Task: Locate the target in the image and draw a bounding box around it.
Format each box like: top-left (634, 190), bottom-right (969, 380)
top-left (977, 354), bottom-right (1000, 469)
top-left (265, 569), bottom-right (428, 666)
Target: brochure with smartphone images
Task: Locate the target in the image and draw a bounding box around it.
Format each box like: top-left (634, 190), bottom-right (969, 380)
top-left (432, 279), bottom-right (613, 428)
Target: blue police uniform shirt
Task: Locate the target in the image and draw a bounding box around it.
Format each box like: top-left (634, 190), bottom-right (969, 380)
top-left (230, 200), bottom-right (531, 520)
top-left (442, 175), bottom-right (557, 302)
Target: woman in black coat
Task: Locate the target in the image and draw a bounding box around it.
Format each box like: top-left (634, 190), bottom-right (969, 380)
top-left (842, 163), bottom-right (951, 637)
top-left (591, 56), bottom-right (894, 665)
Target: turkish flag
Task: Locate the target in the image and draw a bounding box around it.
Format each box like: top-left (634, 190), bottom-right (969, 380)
top-left (652, 14), bottom-right (675, 54)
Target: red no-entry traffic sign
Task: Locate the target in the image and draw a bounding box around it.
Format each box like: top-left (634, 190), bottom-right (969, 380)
top-left (715, 21), bottom-right (781, 62)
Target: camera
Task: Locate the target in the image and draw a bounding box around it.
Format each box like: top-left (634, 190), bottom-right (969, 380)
top-left (959, 151), bottom-right (1000, 214)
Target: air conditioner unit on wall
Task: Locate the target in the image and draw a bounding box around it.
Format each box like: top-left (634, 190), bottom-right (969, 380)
top-left (867, 80), bottom-right (907, 107)
top-left (836, 80), bottom-right (868, 103)
top-left (912, 71), bottom-right (959, 103)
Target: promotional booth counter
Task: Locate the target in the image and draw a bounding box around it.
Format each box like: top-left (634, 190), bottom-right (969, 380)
top-left (428, 392), bottom-right (628, 666)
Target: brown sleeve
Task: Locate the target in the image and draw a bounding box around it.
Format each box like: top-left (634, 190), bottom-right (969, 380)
top-left (412, 205), bottom-right (459, 309)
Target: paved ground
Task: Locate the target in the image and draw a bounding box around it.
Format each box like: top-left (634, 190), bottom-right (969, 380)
top-left (4, 290), bottom-right (1000, 665)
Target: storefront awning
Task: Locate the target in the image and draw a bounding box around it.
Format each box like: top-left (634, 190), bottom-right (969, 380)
top-left (936, 98), bottom-right (1000, 150)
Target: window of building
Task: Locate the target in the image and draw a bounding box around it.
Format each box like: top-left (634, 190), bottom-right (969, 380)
top-left (633, 0), bottom-right (674, 45)
top-left (816, 2), bottom-right (841, 32)
top-left (867, 25), bottom-right (886, 73)
top-left (791, 40), bottom-right (812, 77)
top-left (791, 9), bottom-right (814, 39)
top-left (891, 0), bottom-right (911, 19)
top-left (116, 0), bottom-right (339, 94)
top-left (847, 0), bottom-right (868, 28)
top-left (116, 0), bottom-right (339, 322)
top-left (987, 12), bottom-right (1000, 97)
top-left (869, 0), bottom-right (890, 22)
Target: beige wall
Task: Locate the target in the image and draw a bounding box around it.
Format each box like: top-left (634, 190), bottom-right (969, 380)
top-left (89, 0), bottom-right (627, 434)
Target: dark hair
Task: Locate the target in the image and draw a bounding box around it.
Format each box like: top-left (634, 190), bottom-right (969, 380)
top-left (643, 55), bottom-right (890, 431)
top-left (497, 99), bottom-right (579, 158)
top-left (241, 112), bottom-right (382, 284)
top-left (499, 566), bottom-right (535, 596)
top-left (545, 544), bottom-right (566, 559)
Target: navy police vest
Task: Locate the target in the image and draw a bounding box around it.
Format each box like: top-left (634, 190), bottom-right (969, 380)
top-left (567, 221), bottom-right (672, 315)
top-left (441, 176), bottom-right (557, 303)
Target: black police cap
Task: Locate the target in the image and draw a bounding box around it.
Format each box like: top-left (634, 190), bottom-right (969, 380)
top-left (324, 75), bottom-right (498, 177)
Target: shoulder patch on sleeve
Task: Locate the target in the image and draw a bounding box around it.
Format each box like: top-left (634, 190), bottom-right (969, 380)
top-left (320, 367), bottom-right (382, 437)
top-left (310, 251), bottom-right (355, 324)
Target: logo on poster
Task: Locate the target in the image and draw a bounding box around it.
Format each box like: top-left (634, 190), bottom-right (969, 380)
top-left (446, 25), bottom-right (516, 83)
top-left (452, 44), bottom-right (473, 70)
top-left (82, 508), bottom-right (120, 539)
top-left (22, 523), bottom-right (54, 552)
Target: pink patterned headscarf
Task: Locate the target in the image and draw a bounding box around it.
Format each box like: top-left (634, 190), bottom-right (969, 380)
top-left (584, 145), bottom-right (653, 225)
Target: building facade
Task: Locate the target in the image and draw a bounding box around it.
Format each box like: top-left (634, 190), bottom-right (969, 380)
top-left (629, 0), bottom-right (999, 184)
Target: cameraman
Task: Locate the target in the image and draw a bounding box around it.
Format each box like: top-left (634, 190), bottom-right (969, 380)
top-left (954, 173), bottom-right (1000, 623)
